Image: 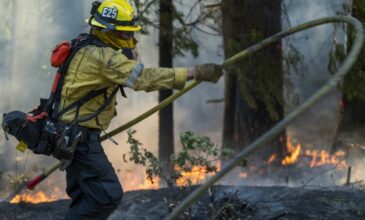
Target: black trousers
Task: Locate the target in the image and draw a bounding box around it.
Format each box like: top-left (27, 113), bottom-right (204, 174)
top-left (64, 130), bottom-right (123, 220)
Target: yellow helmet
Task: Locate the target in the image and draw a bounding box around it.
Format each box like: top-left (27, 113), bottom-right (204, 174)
top-left (87, 0), bottom-right (141, 32)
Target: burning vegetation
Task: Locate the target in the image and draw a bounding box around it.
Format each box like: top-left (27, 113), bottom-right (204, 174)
top-left (10, 190), bottom-right (57, 204)
top-left (272, 136), bottom-right (347, 168)
top-left (2, 130), bottom-right (364, 220)
top-left (7, 132), bottom-right (351, 205)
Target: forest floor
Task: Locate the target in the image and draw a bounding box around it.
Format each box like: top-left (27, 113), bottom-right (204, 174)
top-left (0, 185), bottom-right (365, 220)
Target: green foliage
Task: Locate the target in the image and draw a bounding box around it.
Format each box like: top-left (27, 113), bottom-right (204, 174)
top-left (353, 1), bottom-right (365, 22)
top-left (123, 129), bottom-right (233, 188)
top-left (341, 0), bottom-right (365, 101)
top-left (134, 0), bottom-right (216, 58)
top-left (173, 27), bottom-right (199, 57)
top-left (171, 131), bottom-right (230, 179)
top-left (124, 129), bottom-right (164, 183)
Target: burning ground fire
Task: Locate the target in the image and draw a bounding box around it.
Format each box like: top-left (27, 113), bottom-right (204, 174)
top-left (10, 187), bottom-right (65, 204)
top-left (9, 165), bottom-right (222, 204)
top-left (175, 164), bottom-right (219, 187)
top-left (9, 136), bottom-right (348, 204)
top-left (272, 136), bottom-right (347, 168)
top-left (122, 171), bottom-right (160, 191)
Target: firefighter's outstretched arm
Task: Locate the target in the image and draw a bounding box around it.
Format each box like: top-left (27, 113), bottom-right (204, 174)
top-left (101, 49), bottom-right (223, 91)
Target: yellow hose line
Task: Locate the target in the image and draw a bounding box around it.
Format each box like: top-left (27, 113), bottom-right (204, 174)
top-left (167, 16), bottom-right (365, 219)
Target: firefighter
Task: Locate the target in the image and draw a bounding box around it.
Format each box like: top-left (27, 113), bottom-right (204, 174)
top-left (61, 0), bottom-right (223, 219)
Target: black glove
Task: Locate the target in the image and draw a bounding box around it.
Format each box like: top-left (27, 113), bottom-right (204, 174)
top-left (194, 63), bottom-right (223, 83)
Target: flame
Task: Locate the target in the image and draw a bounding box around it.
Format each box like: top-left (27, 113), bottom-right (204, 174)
top-left (265, 135), bottom-right (347, 168)
top-left (123, 171), bottom-right (160, 191)
top-left (282, 136), bottom-right (302, 165)
top-left (267, 154), bottom-right (277, 164)
top-left (239, 172), bottom-right (248, 179)
top-left (305, 149), bottom-right (347, 168)
top-left (10, 187), bottom-right (64, 204)
top-left (139, 176), bottom-right (160, 190)
top-left (175, 165), bottom-right (212, 187)
top-left (123, 162), bottom-right (230, 189)
top-left (122, 165), bottom-right (219, 190)
top-left (175, 162), bottom-right (222, 187)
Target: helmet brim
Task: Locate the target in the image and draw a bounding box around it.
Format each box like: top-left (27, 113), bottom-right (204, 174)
top-left (86, 18), bottom-right (142, 32)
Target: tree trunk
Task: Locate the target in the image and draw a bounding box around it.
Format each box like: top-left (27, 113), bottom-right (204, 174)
top-left (222, 0), bottom-right (286, 160)
top-left (158, 0), bottom-right (174, 180)
top-left (332, 0), bottom-right (365, 157)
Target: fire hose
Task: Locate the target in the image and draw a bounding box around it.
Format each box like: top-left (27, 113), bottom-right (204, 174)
top-left (166, 16), bottom-right (365, 219)
top-left (2, 15), bottom-right (364, 218)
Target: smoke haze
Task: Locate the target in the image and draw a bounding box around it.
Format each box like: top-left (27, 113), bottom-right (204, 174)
top-left (0, 0), bottom-right (361, 197)
top-left (0, 0), bottom-right (224, 193)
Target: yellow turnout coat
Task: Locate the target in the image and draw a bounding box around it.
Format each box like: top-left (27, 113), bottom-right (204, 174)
top-left (59, 45), bottom-right (187, 130)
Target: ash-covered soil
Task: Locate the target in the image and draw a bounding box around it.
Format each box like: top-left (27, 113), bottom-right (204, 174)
top-left (1, 186), bottom-right (365, 220)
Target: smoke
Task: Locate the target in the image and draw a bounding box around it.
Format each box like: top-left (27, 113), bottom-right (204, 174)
top-left (0, 0), bottom-right (93, 192)
top-left (0, 0), bottom-right (358, 197)
top-left (0, 0), bottom-right (225, 194)
top-left (106, 2), bottom-right (225, 189)
top-left (272, 0), bottom-right (356, 186)
top-left (283, 0), bottom-right (348, 148)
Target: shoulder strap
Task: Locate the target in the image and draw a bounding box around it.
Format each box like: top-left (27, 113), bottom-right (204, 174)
top-left (50, 34), bottom-right (126, 124)
top-left (51, 34), bottom-right (109, 119)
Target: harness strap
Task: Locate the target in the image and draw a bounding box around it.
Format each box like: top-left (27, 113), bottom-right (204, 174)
top-left (75, 86), bottom-right (119, 123)
top-left (52, 34), bottom-right (110, 119)
top-left (54, 89), bottom-right (106, 119)
top-left (50, 33), bottom-right (127, 124)
top-left (119, 85), bottom-right (127, 98)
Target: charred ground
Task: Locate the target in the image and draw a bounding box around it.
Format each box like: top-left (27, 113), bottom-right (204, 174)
top-left (1, 185), bottom-right (365, 220)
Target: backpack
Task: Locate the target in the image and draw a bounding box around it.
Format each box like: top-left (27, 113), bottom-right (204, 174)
top-left (2, 34), bottom-right (124, 164)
